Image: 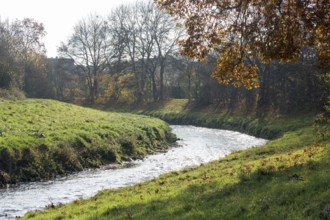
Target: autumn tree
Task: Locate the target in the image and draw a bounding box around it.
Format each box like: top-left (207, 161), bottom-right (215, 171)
top-left (11, 18), bottom-right (50, 97)
top-left (0, 19), bottom-right (16, 89)
top-left (0, 18), bottom-right (49, 97)
top-left (10, 18), bottom-right (46, 60)
top-left (154, 0), bottom-right (330, 88)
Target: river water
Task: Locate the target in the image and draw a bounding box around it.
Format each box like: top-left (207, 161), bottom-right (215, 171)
top-left (0, 125), bottom-right (267, 219)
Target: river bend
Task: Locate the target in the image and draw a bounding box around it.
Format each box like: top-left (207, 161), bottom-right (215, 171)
top-left (0, 125), bottom-right (267, 219)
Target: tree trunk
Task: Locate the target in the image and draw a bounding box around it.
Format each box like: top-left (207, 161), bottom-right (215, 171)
top-left (257, 64), bottom-right (270, 116)
top-left (159, 60), bottom-right (165, 100)
top-left (151, 70), bottom-right (158, 101)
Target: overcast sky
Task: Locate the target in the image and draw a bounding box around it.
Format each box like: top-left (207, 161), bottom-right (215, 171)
top-left (0, 0), bottom-right (144, 57)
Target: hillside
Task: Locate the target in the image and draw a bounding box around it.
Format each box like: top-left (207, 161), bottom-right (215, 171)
top-left (0, 99), bottom-right (175, 187)
top-left (22, 99), bottom-right (330, 219)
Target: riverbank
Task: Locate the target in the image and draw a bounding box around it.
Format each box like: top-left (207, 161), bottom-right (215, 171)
top-left (22, 99), bottom-right (330, 219)
top-left (139, 99), bottom-right (322, 140)
top-left (1, 125), bottom-right (266, 218)
top-left (0, 99), bottom-right (176, 187)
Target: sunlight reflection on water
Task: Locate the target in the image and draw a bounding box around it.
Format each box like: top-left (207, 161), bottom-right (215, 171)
top-left (0, 125), bottom-right (267, 219)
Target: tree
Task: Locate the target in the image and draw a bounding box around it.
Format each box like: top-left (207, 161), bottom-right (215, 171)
top-left (107, 1), bottom-right (181, 102)
top-left (135, 1), bottom-right (158, 101)
top-left (0, 19), bottom-right (16, 89)
top-left (154, 0), bottom-right (330, 88)
top-left (58, 14), bottom-right (114, 103)
top-left (11, 18), bottom-right (48, 97)
top-left (107, 3), bottom-right (144, 102)
top-left (0, 18), bottom-right (47, 96)
top-left (108, 5), bottom-right (130, 73)
top-left (10, 18), bottom-right (46, 61)
top-left (153, 6), bottom-right (183, 100)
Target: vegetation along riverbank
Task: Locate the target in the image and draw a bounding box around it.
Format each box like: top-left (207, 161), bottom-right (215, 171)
top-left (0, 0), bottom-right (328, 218)
top-left (23, 99), bottom-right (330, 219)
top-left (0, 99), bottom-right (176, 187)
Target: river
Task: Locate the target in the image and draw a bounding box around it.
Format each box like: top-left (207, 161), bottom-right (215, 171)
top-left (0, 125), bottom-right (267, 219)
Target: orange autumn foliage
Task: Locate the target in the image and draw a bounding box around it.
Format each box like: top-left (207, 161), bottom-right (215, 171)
top-left (155, 0), bottom-right (330, 88)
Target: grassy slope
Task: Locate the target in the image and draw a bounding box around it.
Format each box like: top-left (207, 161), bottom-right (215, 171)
top-left (0, 99), bottom-right (175, 186)
top-left (140, 99), bottom-right (318, 140)
top-left (24, 99), bottom-right (330, 219)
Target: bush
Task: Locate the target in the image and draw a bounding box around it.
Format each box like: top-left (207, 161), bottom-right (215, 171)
top-left (0, 88), bottom-right (25, 99)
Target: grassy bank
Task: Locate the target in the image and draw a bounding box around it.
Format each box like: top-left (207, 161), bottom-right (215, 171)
top-left (23, 99), bottom-right (330, 219)
top-left (139, 99), bottom-right (319, 140)
top-left (0, 99), bottom-right (175, 187)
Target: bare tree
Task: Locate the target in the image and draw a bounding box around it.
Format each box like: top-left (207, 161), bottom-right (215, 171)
top-left (108, 5), bottom-right (130, 73)
top-left (136, 1), bottom-right (158, 101)
top-left (130, 1), bottom-right (182, 101)
top-left (100, 1), bottom-right (183, 103)
top-left (58, 14), bottom-right (114, 103)
top-left (108, 3), bottom-right (147, 102)
top-left (152, 8), bottom-right (183, 100)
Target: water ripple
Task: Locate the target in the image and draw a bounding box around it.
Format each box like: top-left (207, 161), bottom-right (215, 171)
top-left (0, 125), bottom-right (267, 219)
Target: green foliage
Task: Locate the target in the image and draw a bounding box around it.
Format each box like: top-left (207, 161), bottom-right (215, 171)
top-left (0, 99), bottom-right (175, 186)
top-left (22, 109), bottom-right (330, 220)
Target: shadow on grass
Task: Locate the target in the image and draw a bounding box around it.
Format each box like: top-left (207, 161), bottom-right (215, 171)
top-left (97, 159), bottom-right (330, 220)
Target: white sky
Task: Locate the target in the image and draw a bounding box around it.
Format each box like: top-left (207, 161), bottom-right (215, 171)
top-left (0, 0), bottom-right (144, 57)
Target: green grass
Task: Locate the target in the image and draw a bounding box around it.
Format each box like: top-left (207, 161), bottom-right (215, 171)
top-left (0, 99), bottom-right (175, 186)
top-left (141, 99), bottom-right (318, 140)
top-left (22, 99), bottom-right (330, 220)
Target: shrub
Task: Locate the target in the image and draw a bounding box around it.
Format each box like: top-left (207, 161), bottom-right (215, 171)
top-left (0, 88), bottom-right (25, 99)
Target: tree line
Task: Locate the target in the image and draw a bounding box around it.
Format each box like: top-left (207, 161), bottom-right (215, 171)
top-left (0, 18), bottom-right (52, 98)
top-left (0, 0), bottom-right (328, 115)
top-left (58, 1), bottom-right (182, 104)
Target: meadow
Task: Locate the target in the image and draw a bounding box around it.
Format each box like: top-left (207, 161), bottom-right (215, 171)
top-left (22, 99), bottom-right (330, 219)
top-left (0, 99), bottom-right (175, 186)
